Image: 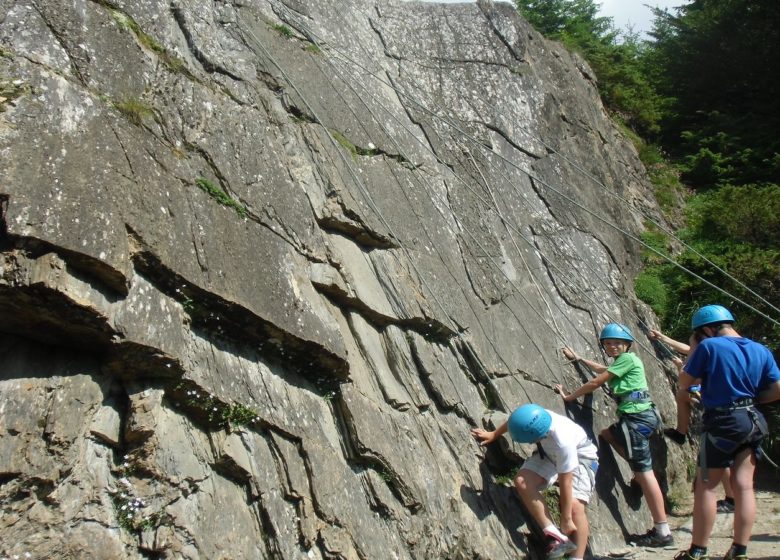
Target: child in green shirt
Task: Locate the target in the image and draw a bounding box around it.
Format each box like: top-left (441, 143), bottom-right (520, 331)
top-left (556, 323), bottom-right (673, 548)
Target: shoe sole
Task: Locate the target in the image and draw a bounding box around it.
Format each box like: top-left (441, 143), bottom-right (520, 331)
top-left (546, 540), bottom-right (577, 559)
top-left (630, 537), bottom-right (675, 548)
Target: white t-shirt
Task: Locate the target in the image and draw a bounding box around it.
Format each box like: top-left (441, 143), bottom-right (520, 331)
top-left (537, 410), bottom-right (598, 474)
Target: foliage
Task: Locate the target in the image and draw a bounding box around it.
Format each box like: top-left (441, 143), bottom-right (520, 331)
top-left (646, 0), bottom-right (780, 189)
top-left (0, 75), bottom-right (28, 111)
top-left (494, 466), bottom-right (521, 486)
top-left (519, 0), bottom-right (780, 463)
top-left (637, 3), bottom-right (780, 361)
top-left (638, 186), bottom-right (780, 350)
top-left (515, 0), bottom-right (666, 135)
top-left (639, 143), bottom-right (687, 216)
top-left (634, 271), bottom-right (668, 318)
top-left (634, 228), bottom-right (672, 320)
top-left (195, 177), bottom-right (248, 218)
top-left (178, 385), bottom-right (262, 429)
top-left (516, 0), bottom-right (611, 38)
top-left (638, 227), bottom-right (670, 264)
top-left (109, 7), bottom-right (189, 75)
top-left (113, 98), bottom-right (154, 126)
top-left (686, 184), bottom-right (780, 249)
top-left (330, 130), bottom-right (380, 158)
top-left (272, 23), bottom-right (293, 38)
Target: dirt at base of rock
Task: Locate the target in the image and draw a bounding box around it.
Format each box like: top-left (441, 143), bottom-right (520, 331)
top-left (602, 468), bottom-right (780, 560)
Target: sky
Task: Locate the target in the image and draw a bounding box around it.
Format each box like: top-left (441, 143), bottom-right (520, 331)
top-left (598, 0), bottom-right (682, 36)
top-left (418, 0), bottom-right (685, 37)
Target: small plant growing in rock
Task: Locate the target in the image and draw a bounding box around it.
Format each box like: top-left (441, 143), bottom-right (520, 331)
top-left (109, 6), bottom-right (189, 76)
top-left (110, 458), bottom-right (169, 534)
top-left (194, 177), bottom-right (248, 218)
top-left (112, 490), bottom-right (147, 531)
top-left (113, 98), bottom-right (154, 125)
top-left (314, 376), bottom-right (340, 403)
top-left (304, 44), bottom-right (321, 54)
top-left (176, 385), bottom-right (261, 430)
top-left (0, 76), bottom-right (29, 112)
top-left (330, 130), bottom-right (381, 158)
top-left (272, 23), bottom-right (294, 38)
top-left (494, 466), bottom-right (521, 486)
top-left (542, 487), bottom-right (561, 526)
top-left (181, 296), bottom-right (196, 314)
top-left (222, 402), bottom-right (261, 427)
top-left (666, 485), bottom-right (691, 514)
top-left (378, 469), bottom-right (393, 483)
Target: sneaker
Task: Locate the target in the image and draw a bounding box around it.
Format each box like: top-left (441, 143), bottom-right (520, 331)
top-left (664, 428), bottom-right (687, 445)
top-left (722, 545), bottom-right (748, 560)
top-left (629, 527), bottom-right (675, 547)
top-left (716, 499), bottom-right (736, 513)
top-left (545, 537), bottom-right (577, 559)
top-left (673, 551), bottom-right (709, 560)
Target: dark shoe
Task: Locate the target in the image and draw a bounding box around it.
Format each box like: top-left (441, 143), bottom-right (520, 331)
top-left (664, 428), bottom-right (687, 445)
top-left (673, 551), bottom-right (709, 560)
top-left (722, 545), bottom-right (748, 560)
top-left (629, 527), bottom-right (675, 547)
top-left (716, 498), bottom-right (735, 513)
top-left (545, 536), bottom-right (576, 559)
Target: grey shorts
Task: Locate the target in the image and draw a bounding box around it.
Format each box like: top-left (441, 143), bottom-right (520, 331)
top-left (520, 453), bottom-right (598, 504)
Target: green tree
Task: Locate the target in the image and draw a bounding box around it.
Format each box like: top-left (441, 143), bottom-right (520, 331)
top-left (516, 0), bottom-right (665, 135)
top-left (639, 185), bottom-right (780, 351)
top-left (647, 0), bottom-right (780, 188)
top-left (525, 0), bottom-right (780, 462)
top-left (518, 1), bottom-right (780, 357)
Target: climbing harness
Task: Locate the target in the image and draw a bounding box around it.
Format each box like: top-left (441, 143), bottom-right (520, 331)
top-left (699, 401), bottom-right (773, 481)
top-left (616, 390), bottom-right (652, 406)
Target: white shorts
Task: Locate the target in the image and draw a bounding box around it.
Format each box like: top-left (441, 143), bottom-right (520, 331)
top-left (520, 453), bottom-right (597, 504)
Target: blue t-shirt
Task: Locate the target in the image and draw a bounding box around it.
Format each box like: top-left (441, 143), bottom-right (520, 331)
top-left (684, 336), bottom-right (780, 408)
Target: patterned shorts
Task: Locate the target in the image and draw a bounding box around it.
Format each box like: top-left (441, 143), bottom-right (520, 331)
top-left (609, 408), bottom-right (659, 472)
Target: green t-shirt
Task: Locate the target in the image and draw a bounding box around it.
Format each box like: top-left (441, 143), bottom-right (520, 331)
top-left (607, 352), bottom-right (651, 414)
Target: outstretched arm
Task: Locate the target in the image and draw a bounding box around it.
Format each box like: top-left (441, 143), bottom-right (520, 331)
top-left (561, 347), bottom-right (609, 374)
top-left (648, 329), bottom-right (690, 355)
top-left (555, 370), bottom-right (613, 403)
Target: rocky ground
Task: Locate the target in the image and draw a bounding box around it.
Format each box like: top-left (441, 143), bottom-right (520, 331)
top-left (602, 468), bottom-right (780, 560)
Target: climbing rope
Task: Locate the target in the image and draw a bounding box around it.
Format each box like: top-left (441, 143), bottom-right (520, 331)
top-left (319, 40), bottom-right (780, 329)
top-left (233, 6), bottom-right (778, 402)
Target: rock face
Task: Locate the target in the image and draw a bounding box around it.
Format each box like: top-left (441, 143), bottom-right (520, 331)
top-left (0, 1), bottom-right (689, 558)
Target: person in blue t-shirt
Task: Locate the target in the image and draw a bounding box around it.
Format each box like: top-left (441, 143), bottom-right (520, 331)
top-left (649, 329), bottom-right (736, 514)
top-left (674, 305), bottom-right (780, 560)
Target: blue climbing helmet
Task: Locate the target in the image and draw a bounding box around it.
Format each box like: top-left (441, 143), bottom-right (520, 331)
top-left (598, 323), bottom-right (635, 343)
top-left (691, 304), bottom-right (735, 330)
top-left (507, 404), bottom-right (552, 443)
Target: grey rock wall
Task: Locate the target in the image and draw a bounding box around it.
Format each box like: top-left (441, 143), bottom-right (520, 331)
top-left (0, 0), bottom-right (690, 558)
